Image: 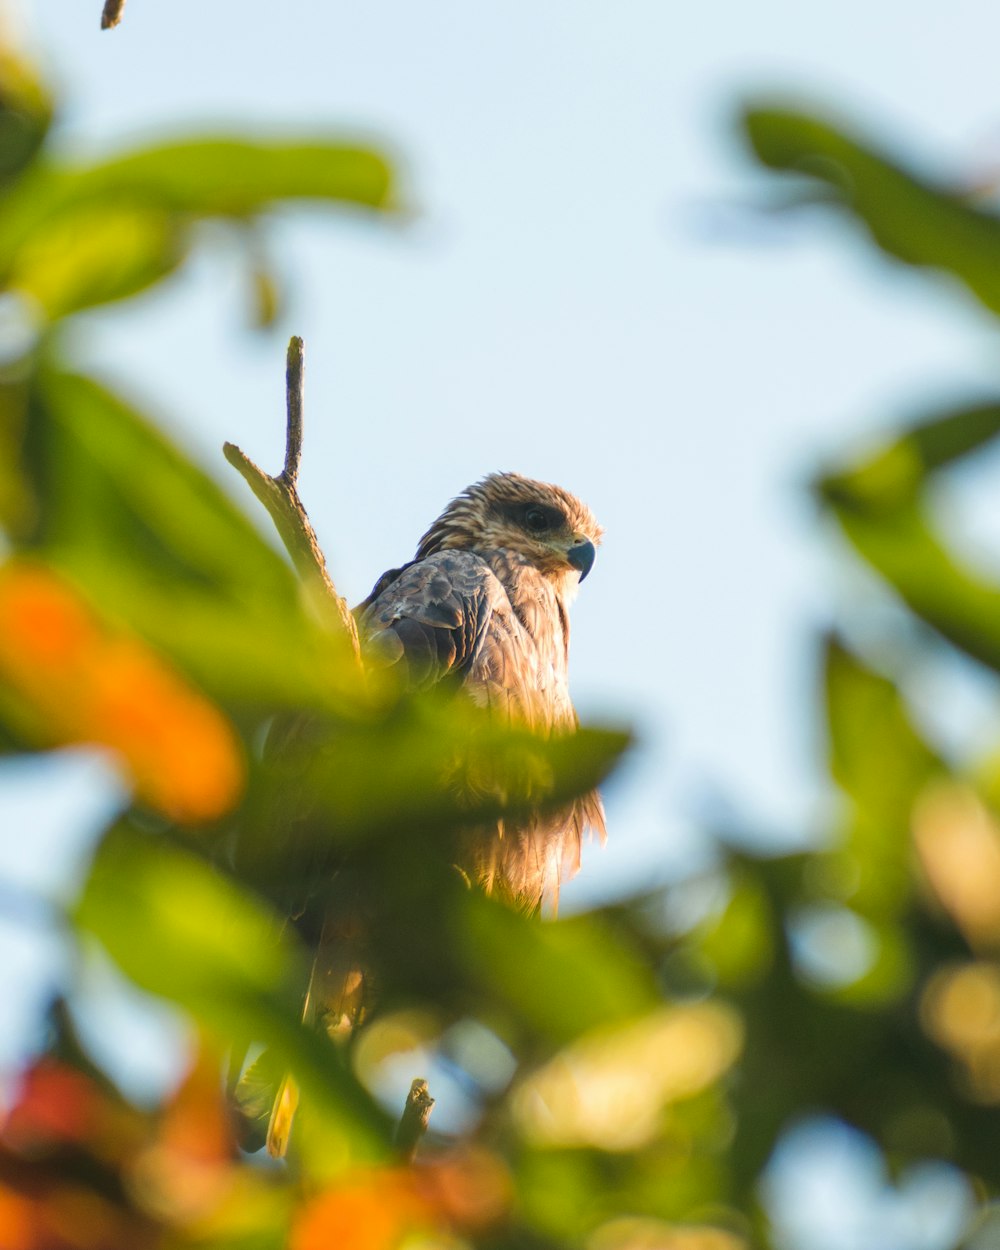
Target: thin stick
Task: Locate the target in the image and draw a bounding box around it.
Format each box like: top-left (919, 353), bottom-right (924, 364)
top-left (395, 1078), bottom-right (434, 1161)
top-left (281, 337), bottom-right (304, 483)
top-left (224, 336), bottom-right (361, 660)
top-left (101, 0), bottom-right (127, 29)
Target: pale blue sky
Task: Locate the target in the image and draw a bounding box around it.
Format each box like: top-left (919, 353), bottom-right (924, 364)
top-left (2, 6), bottom-right (1000, 1239)
top-left (20, 0), bottom-right (1000, 874)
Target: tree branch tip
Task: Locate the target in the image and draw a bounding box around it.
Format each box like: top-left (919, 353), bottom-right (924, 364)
top-left (100, 0), bottom-right (127, 28)
top-left (409, 1077), bottom-right (433, 1104)
top-left (395, 1077), bottom-right (435, 1161)
top-left (223, 441), bottom-right (254, 471)
top-left (223, 344), bottom-right (362, 662)
top-left (282, 337), bottom-right (305, 485)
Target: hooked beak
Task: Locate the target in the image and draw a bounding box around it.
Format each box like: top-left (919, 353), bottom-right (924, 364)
top-left (567, 538), bottom-right (596, 582)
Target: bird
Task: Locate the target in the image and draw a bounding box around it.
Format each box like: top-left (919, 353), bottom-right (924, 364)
top-left (357, 470), bottom-right (606, 907)
top-left (238, 471), bottom-right (605, 1156)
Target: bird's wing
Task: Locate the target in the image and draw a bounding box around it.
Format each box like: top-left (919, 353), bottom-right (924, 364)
top-left (359, 550), bottom-right (505, 690)
top-left (361, 549), bottom-right (604, 909)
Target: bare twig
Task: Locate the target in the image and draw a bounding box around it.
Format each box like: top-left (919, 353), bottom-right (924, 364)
top-left (282, 337), bottom-right (304, 483)
top-left (395, 1078), bottom-right (434, 1161)
top-left (100, 0), bottom-right (127, 29)
top-left (224, 336), bottom-right (361, 660)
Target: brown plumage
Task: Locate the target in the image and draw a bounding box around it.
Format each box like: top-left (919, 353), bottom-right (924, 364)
top-left (359, 471), bottom-right (606, 907)
top-left (252, 472), bottom-right (605, 1157)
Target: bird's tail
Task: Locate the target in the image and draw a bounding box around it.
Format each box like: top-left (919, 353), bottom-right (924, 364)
top-left (472, 787), bottom-right (607, 913)
top-left (231, 912), bottom-right (368, 1158)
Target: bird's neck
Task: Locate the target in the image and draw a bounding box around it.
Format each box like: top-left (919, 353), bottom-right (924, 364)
top-left (482, 547), bottom-right (574, 596)
top-left (481, 548), bottom-right (575, 645)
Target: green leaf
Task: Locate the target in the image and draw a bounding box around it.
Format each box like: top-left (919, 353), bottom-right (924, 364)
top-left (826, 917), bottom-right (914, 1007)
top-left (903, 402), bottom-right (1000, 471)
top-left (824, 636), bottom-right (939, 914)
top-left (815, 401), bottom-right (1000, 675)
top-left (825, 636), bottom-right (939, 823)
top-left (0, 51), bottom-right (52, 193)
top-left (818, 402), bottom-right (1000, 516)
top-left (0, 137), bottom-right (395, 317)
top-left (15, 367), bottom-right (361, 712)
top-left (459, 892), bottom-right (658, 1045)
top-left (9, 202), bottom-right (182, 318)
top-left (76, 821), bottom-right (390, 1157)
top-left (0, 370), bottom-right (32, 532)
top-left (822, 484), bottom-right (1000, 675)
top-left (742, 103), bottom-right (1000, 316)
top-left (70, 137), bottom-right (395, 216)
top-left (23, 368), bottom-right (292, 594)
top-left (241, 699), bottom-right (630, 861)
top-left (696, 872), bottom-right (775, 988)
top-left (514, 1144), bottom-right (725, 1244)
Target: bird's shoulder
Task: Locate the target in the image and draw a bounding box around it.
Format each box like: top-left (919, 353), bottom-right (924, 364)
top-left (357, 549), bottom-right (513, 688)
top-left (359, 549), bottom-right (509, 628)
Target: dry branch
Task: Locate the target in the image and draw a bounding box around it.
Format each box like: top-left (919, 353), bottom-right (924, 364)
top-left (395, 1078), bottom-right (435, 1161)
top-left (226, 336), bottom-right (366, 1158)
top-left (224, 336), bottom-right (361, 659)
top-left (100, 0), bottom-right (127, 29)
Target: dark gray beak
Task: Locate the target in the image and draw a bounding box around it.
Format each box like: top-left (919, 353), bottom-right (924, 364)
top-left (567, 539), bottom-right (596, 581)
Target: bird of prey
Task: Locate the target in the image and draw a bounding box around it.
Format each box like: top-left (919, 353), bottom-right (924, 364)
top-left (358, 470), bottom-right (606, 908)
top-left (242, 471), bottom-right (605, 1155)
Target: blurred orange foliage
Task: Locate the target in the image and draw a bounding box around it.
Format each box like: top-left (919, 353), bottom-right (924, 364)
top-left (0, 1181), bottom-right (155, 1250)
top-left (128, 1044), bottom-right (240, 1225)
top-left (420, 1147), bottom-right (511, 1231)
top-left (0, 562), bottom-right (244, 822)
top-left (0, 1042), bottom-right (254, 1250)
top-left (291, 1168), bottom-right (432, 1250)
top-left (0, 1187), bottom-right (35, 1250)
top-left (291, 1149), bottom-right (511, 1250)
top-left (3, 1060), bottom-right (103, 1150)
top-left (0, 1056), bottom-right (159, 1250)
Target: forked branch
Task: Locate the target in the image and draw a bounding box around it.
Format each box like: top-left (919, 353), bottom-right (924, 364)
top-left (224, 336), bottom-right (361, 659)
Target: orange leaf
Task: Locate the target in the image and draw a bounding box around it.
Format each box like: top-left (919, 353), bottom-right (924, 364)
top-left (0, 563), bottom-right (244, 823)
top-left (0, 1185), bottom-right (39, 1250)
top-left (158, 1043), bottom-right (235, 1167)
top-left (2, 1060), bottom-right (101, 1150)
top-left (419, 1147), bottom-right (511, 1232)
top-left (291, 1169), bottom-right (433, 1250)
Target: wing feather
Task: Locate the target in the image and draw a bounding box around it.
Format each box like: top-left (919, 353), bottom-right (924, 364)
top-left (361, 549), bottom-right (604, 909)
top-left (360, 550), bottom-right (500, 689)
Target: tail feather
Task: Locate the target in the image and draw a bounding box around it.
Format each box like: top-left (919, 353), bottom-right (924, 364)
top-left (267, 1072), bottom-right (300, 1158)
top-left (231, 1047), bottom-right (284, 1153)
top-left (467, 787), bottom-right (606, 911)
top-left (236, 790), bottom-right (604, 1153)
top-left (236, 913), bottom-right (368, 1159)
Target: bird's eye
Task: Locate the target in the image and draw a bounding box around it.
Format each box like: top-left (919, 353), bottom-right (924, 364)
top-left (524, 507), bottom-right (549, 533)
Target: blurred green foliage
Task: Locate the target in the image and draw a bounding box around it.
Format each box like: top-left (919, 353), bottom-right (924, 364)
top-left (5, 35), bottom-right (1000, 1250)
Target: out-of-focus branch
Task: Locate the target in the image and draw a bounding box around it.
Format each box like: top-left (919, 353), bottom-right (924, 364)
top-left (395, 1078), bottom-right (434, 1161)
top-left (101, 0), bottom-right (127, 29)
top-left (224, 336), bottom-right (361, 660)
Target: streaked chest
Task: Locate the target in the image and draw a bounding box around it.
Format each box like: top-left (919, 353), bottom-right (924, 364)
top-left (468, 552), bottom-right (573, 727)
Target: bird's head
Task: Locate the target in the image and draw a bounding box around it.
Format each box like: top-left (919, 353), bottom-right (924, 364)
top-left (416, 472), bottom-right (603, 586)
